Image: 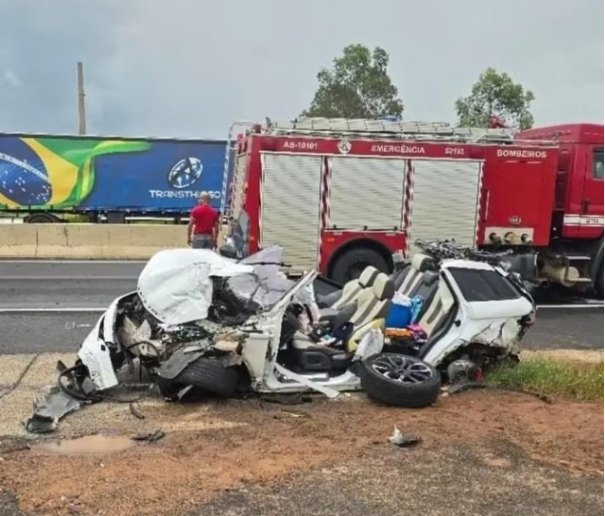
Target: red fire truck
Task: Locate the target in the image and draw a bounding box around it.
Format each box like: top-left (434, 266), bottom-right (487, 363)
top-left (222, 118), bottom-right (604, 298)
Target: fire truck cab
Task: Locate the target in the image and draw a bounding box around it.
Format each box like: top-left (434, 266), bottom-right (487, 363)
top-left (222, 117), bottom-right (603, 298)
top-left (517, 124), bottom-right (604, 297)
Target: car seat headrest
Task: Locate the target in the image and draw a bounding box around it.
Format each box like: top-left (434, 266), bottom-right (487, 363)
top-left (372, 273), bottom-right (395, 301)
top-left (358, 266), bottom-right (380, 287)
top-left (421, 271), bottom-right (439, 286)
top-left (411, 253), bottom-right (435, 272)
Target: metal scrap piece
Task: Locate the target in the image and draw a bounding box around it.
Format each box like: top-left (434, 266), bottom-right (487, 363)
top-left (158, 347), bottom-right (206, 380)
top-left (213, 339), bottom-right (240, 352)
top-left (182, 340), bottom-right (213, 354)
top-left (129, 402), bottom-right (145, 420)
top-left (24, 387), bottom-right (82, 434)
top-left (131, 429), bottom-right (165, 442)
top-left (119, 318), bottom-right (163, 358)
top-left (176, 385), bottom-right (194, 400)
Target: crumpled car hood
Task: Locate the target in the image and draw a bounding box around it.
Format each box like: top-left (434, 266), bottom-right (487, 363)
top-left (137, 248), bottom-right (254, 326)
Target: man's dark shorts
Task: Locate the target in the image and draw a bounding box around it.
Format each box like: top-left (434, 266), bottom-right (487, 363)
top-left (191, 234), bottom-right (214, 249)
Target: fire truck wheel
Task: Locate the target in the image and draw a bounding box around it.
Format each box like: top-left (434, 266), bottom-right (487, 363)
top-left (330, 248), bottom-right (390, 284)
top-left (596, 267), bottom-right (603, 300)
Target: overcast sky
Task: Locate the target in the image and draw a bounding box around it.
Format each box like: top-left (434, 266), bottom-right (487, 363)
top-left (0, 0), bottom-right (602, 139)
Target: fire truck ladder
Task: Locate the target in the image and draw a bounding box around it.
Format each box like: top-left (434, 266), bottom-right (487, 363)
top-left (261, 117), bottom-right (555, 146)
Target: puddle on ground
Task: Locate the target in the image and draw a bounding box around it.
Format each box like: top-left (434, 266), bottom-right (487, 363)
top-left (37, 435), bottom-right (135, 455)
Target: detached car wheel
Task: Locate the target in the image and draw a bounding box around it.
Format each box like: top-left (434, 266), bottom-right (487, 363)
top-left (162, 357), bottom-right (240, 398)
top-left (360, 353), bottom-right (441, 408)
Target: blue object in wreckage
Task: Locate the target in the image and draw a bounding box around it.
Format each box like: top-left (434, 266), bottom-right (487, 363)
top-left (409, 296), bottom-right (423, 324)
top-left (385, 296), bottom-right (424, 328)
top-left (385, 303), bottom-right (412, 328)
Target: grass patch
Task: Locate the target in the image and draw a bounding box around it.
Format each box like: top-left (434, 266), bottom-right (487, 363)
top-left (486, 357), bottom-right (604, 401)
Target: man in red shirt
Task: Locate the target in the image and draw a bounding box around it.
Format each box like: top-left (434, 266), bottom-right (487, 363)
top-left (188, 192), bottom-right (220, 249)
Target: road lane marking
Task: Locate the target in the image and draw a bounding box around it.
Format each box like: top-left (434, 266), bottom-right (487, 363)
top-left (0, 260), bottom-right (147, 264)
top-left (0, 276), bottom-right (137, 280)
top-left (536, 304), bottom-right (604, 309)
top-left (64, 321), bottom-right (94, 329)
top-left (0, 308), bottom-right (106, 313)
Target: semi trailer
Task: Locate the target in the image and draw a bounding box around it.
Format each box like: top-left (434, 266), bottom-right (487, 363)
top-left (0, 133), bottom-right (231, 223)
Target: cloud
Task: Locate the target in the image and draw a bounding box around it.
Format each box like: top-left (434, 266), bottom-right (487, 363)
top-left (2, 70), bottom-right (20, 88)
top-left (0, 0), bottom-right (602, 138)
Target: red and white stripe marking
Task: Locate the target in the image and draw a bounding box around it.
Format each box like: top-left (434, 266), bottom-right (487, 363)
top-left (475, 162), bottom-right (486, 247)
top-left (318, 156), bottom-right (332, 267)
top-left (402, 160), bottom-right (415, 256)
top-left (258, 157), bottom-right (264, 248)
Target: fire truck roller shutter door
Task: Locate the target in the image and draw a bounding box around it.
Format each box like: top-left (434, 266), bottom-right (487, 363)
top-left (260, 153), bottom-right (322, 270)
top-left (329, 156), bottom-right (406, 230)
top-left (408, 160), bottom-right (483, 251)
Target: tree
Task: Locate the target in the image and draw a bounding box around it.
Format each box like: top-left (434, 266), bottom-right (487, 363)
top-left (302, 44), bottom-right (404, 119)
top-left (455, 68), bottom-right (535, 130)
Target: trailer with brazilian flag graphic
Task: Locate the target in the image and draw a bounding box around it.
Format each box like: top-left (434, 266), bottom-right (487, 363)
top-left (0, 133), bottom-right (231, 221)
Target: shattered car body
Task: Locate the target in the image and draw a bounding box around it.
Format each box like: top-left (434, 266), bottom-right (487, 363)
top-left (416, 259), bottom-right (535, 367)
top-left (69, 244), bottom-right (535, 406)
top-left (77, 246), bottom-right (290, 391)
top-left (77, 262), bottom-right (366, 400)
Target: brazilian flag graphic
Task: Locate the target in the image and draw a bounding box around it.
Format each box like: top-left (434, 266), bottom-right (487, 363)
top-left (0, 136), bottom-right (151, 209)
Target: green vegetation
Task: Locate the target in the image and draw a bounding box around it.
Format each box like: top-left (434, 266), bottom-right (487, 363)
top-left (455, 67), bottom-right (535, 129)
top-left (302, 44), bottom-right (404, 119)
top-left (486, 356), bottom-right (604, 401)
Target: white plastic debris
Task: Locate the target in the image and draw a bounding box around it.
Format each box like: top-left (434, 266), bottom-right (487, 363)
top-left (389, 426), bottom-right (422, 447)
top-left (354, 328), bottom-right (385, 361)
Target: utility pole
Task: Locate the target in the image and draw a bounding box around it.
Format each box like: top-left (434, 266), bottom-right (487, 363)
top-left (77, 62), bottom-right (87, 135)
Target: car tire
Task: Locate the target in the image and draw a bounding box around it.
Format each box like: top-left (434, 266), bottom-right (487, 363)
top-left (157, 377), bottom-right (185, 400)
top-left (330, 248), bottom-right (390, 284)
top-left (172, 357), bottom-right (240, 398)
top-left (360, 353), bottom-right (441, 409)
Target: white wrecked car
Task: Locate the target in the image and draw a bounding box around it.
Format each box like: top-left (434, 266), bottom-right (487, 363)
top-left (69, 243), bottom-right (535, 409)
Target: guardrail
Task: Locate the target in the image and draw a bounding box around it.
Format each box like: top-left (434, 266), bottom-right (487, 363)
top-left (0, 224), bottom-right (187, 259)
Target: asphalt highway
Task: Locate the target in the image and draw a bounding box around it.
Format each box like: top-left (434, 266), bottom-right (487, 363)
top-left (0, 260), bottom-right (143, 309)
top-left (0, 260), bottom-right (603, 355)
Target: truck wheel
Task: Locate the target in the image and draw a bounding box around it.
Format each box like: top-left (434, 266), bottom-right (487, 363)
top-left (360, 353), bottom-right (441, 409)
top-left (330, 248), bottom-right (389, 284)
top-left (25, 213), bottom-right (59, 223)
top-left (173, 357), bottom-right (240, 398)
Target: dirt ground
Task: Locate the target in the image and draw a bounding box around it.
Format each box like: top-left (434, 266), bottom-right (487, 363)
top-left (0, 390), bottom-right (602, 516)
